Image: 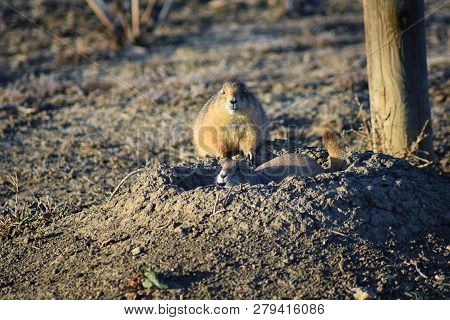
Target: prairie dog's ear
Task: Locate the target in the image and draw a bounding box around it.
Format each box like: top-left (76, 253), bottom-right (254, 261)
top-left (219, 158), bottom-right (235, 170)
top-left (222, 82), bottom-right (231, 93)
top-left (219, 158), bottom-right (233, 165)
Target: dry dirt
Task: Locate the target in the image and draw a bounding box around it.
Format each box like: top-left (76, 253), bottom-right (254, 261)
top-left (0, 0), bottom-right (449, 299)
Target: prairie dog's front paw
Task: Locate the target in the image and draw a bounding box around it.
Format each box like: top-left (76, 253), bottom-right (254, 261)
top-left (245, 152), bottom-right (256, 167)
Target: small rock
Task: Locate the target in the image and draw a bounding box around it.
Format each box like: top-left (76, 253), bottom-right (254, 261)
top-left (272, 83), bottom-right (284, 95)
top-left (125, 292), bottom-right (138, 300)
top-left (131, 247), bottom-right (142, 256)
top-left (434, 275), bottom-right (445, 282)
top-left (351, 287), bottom-right (373, 300)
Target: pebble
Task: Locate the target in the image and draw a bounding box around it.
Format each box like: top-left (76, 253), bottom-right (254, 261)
top-left (131, 247), bottom-right (141, 256)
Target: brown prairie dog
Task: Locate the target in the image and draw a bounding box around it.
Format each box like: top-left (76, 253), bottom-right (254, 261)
top-left (193, 81), bottom-right (267, 163)
top-left (216, 131), bottom-right (346, 187)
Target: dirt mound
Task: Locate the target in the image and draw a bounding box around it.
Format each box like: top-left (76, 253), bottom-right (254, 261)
top-left (97, 144), bottom-right (448, 244)
top-left (1, 141), bottom-right (448, 299)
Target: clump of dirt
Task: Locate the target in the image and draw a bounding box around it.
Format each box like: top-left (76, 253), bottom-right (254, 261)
top-left (1, 141), bottom-right (448, 299)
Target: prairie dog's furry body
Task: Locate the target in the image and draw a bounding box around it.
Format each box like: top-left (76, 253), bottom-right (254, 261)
top-left (193, 81), bottom-right (267, 162)
top-left (323, 131), bottom-right (346, 171)
top-left (216, 131), bottom-right (346, 187)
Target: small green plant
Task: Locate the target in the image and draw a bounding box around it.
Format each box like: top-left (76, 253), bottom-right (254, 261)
top-left (140, 267), bottom-right (168, 289)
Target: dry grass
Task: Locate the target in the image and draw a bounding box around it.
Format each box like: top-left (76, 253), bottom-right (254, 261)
top-left (85, 0), bottom-right (174, 45)
top-left (347, 95), bottom-right (372, 151)
top-left (0, 173), bottom-right (71, 238)
top-left (404, 120), bottom-right (434, 169)
top-left (347, 97), bottom-right (435, 169)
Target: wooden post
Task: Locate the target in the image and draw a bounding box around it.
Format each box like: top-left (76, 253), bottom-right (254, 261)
top-left (363, 0), bottom-right (434, 160)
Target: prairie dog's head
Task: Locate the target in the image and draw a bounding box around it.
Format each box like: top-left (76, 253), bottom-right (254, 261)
top-left (216, 159), bottom-right (253, 187)
top-left (216, 81), bottom-right (250, 115)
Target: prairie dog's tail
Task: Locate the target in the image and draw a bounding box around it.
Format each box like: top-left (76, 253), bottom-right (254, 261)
top-left (323, 131), bottom-right (346, 171)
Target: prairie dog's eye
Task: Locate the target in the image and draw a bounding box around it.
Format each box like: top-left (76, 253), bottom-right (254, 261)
top-left (222, 90), bottom-right (225, 95)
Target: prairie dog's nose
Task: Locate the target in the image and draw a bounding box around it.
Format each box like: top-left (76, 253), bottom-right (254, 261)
top-left (230, 97), bottom-right (237, 104)
top-left (217, 171), bottom-right (227, 185)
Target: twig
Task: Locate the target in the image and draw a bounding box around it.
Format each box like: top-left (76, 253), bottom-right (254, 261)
top-left (417, 161), bottom-right (433, 169)
top-left (222, 186), bottom-right (234, 207)
top-left (212, 209), bottom-right (231, 216)
top-left (406, 120), bottom-right (430, 159)
top-left (212, 192), bottom-right (220, 215)
top-left (112, 0), bottom-right (132, 41)
top-left (85, 0), bottom-right (116, 34)
top-left (330, 230), bottom-right (350, 238)
top-left (97, 236), bottom-right (115, 248)
top-left (152, 0), bottom-right (174, 33)
top-left (141, 0), bottom-right (156, 24)
top-left (404, 120), bottom-right (434, 168)
top-left (412, 260), bottom-right (428, 279)
top-left (354, 95), bottom-right (372, 150)
top-left (155, 220), bottom-right (173, 230)
top-left (109, 168), bottom-right (146, 202)
top-left (411, 154), bottom-right (431, 162)
top-left (86, 0), bottom-right (174, 45)
top-left (338, 256), bottom-right (345, 273)
top-left (131, 0), bottom-right (140, 39)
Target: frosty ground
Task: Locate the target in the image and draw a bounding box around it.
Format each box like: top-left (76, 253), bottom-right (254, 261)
top-left (0, 0), bottom-right (449, 299)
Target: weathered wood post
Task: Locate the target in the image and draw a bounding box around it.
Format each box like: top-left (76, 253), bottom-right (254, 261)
top-left (363, 0), bottom-right (434, 160)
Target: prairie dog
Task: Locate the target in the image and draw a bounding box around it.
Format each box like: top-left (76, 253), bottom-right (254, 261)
top-left (216, 131), bottom-right (346, 187)
top-left (193, 81), bottom-right (267, 163)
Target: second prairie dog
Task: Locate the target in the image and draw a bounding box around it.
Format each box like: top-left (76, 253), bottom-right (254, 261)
top-left (193, 81), bottom-right (267, 162)
top-left (216, 131), bottom-right (346, 187)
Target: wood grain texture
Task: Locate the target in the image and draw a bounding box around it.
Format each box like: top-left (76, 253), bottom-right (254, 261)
top-left (363, 0), bottom-right (434, 159)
